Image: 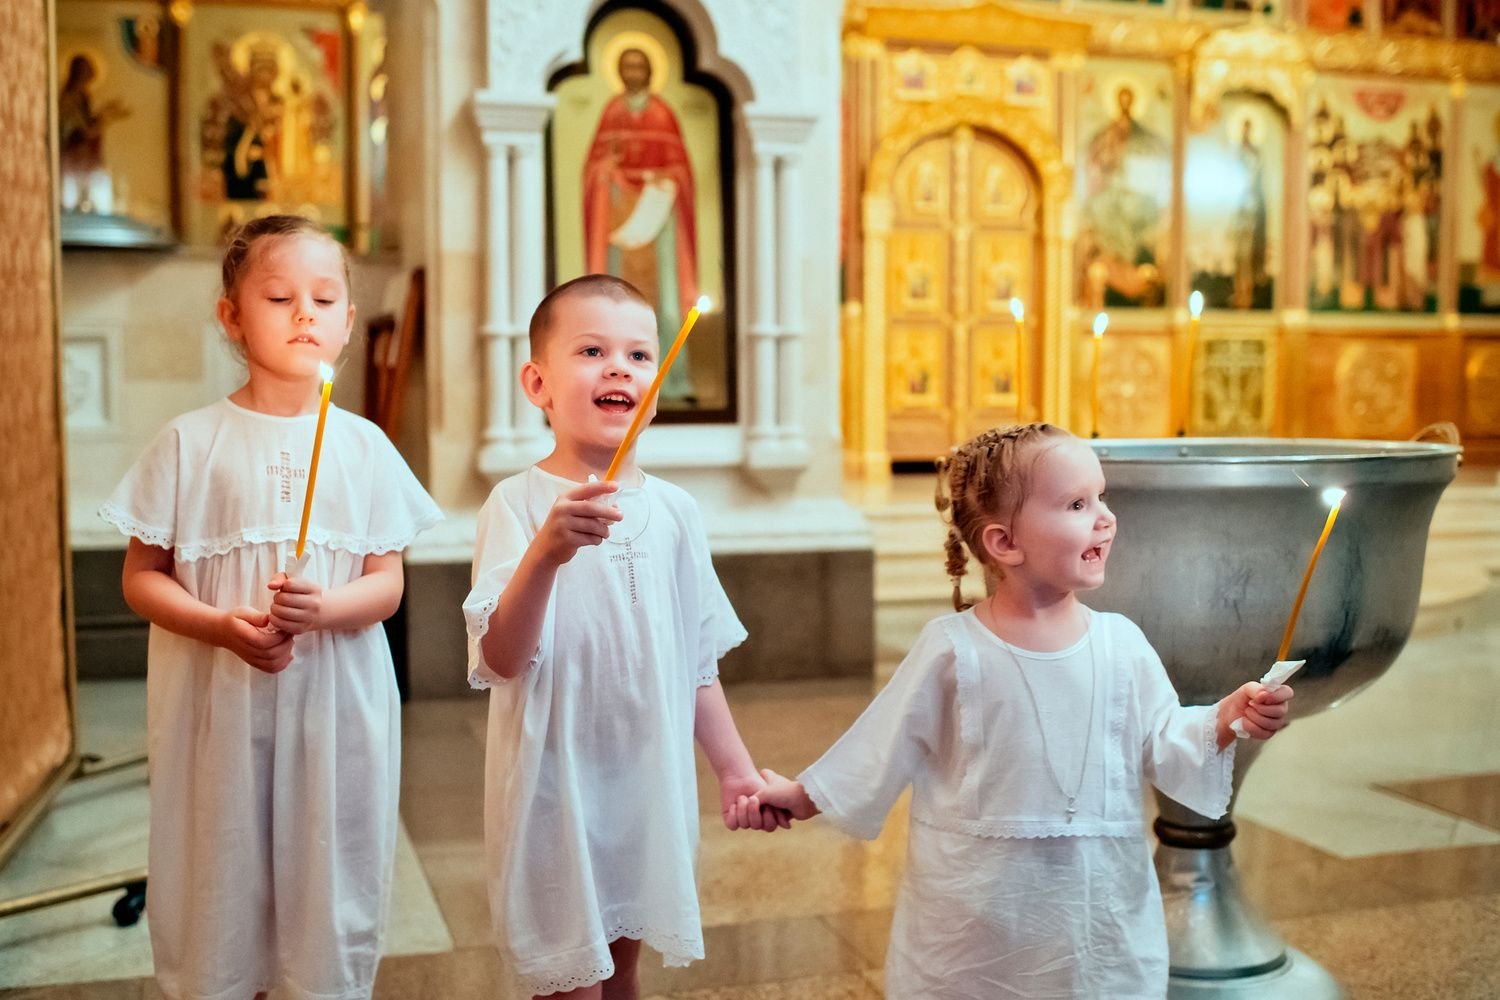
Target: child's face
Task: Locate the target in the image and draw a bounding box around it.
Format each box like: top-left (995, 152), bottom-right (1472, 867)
top-left (218, 235), bottom-right (353, 381)
top-left (526, 294), bottom-right (659, 456)
top-left (1008, 438), bottom-right (1116, 593)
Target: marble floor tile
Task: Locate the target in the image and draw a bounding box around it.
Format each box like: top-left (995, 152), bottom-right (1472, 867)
top-left (1273, 895), bottom-right (1500, 1000)
top-left (640, 915), bottom-right (869, 994)
top-left (643, 971), bottom-right (881, 1000)
top-left (818, 908), bottom-right (893, 968)
top-left (698, 799), bottom-right (908, 927)
top-left (407, 842), bottom-right (495, 950)
top-left (1379, 772), bottom-right (1500, 832)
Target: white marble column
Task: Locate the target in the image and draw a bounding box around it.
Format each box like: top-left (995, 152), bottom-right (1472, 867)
top-left (473, 95), bottom-right (553, 476)
top-left (776, 152), bottom-right (807, 460)
top-left (750, 150), bottom-right (780, 448)
top-left (744, 111), bottom-right (817, 473)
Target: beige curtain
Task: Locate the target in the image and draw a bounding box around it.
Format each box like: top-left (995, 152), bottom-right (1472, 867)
top-left (0, 0), bottom-right (75, 859)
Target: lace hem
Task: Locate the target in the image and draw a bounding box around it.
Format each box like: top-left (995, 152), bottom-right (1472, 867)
top-left (519, 923), bottom-right (703, 995)
top-left (97, 505), bottom-right (437, 561)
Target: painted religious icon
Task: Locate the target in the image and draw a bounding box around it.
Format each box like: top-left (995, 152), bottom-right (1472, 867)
top-left (550, 6), bottom-right (733, 417)
top-left (1461, 1), bottom-right (1500, 41)
top-left (1307, 79), bottom-right (1445, 312)
top-left (1458, 89), bottom-right (1500, 312)
top-left (1076, 59), bottom-right (1173, 309)
top-left (56, 1), bottom-right (173, 233)
top-left (1382, 0), bottom-right (1442, 36)
top-left (1307, 0), bottom-right (1365, 30)
top-left (1186, 94), bottom-right (1285, 310)
top-left (181, 5), bottom-right (349, 245)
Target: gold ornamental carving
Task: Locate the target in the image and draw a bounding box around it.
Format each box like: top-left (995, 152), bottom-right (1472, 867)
top-left (1190, 25), bottom-right (1311, 128)
top-left (1334, 342), bottom-right (1418, 438)
top-left (866, 98), bottom-right (1070, 199)
top-left (1465, 345), bottom-right (1500, 435)
top-left (846, 1), bottom-right (1091, 55)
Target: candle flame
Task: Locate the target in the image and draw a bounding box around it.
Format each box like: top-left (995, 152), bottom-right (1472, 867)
top-left (1321, 487), bottom-right (1347, 508)
top-left (1189, 290), bottom-right (1204, 318)
top-left (1093, 313), bottom-right (1108, 338)
top-left (694, 295), bottom-right (712, 313)
top-left (318, 361), bottom-right (336, 385)
top-left (1009, 297), bottom-right (1024, 321)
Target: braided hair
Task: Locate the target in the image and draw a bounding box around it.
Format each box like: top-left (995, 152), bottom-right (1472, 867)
top-left (934, 422), bottom-right (1070, 611)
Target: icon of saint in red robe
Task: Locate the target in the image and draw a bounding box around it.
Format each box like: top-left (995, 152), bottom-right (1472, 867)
top-left (583, 47), bottom-right (698, 404)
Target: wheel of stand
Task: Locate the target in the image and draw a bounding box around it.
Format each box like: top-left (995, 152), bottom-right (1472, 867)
top-left (112, 881), bottom-right (146, 927)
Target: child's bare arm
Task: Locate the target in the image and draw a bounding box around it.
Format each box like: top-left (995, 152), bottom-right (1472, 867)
top-left (267, 551), bottom-right (405, 633)
top-left (695, 680), bottom-right (790, 831)
top-left (478, 479), bottom-right (621, 680)
top-left (122, 537), bottom-right (293, 673)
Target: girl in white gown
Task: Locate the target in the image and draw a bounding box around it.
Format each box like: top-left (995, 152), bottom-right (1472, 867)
top-left (759, 423), bottom-right (1294, 999)
top-left (103, 216), bottom-right (441, 1000)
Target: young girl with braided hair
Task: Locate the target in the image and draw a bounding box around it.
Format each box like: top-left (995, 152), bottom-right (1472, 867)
top-left (758, 423), bottom-right (1294, 998)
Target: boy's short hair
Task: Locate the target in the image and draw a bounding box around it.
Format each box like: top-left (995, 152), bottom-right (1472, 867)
top-left (529, 274), bottom-right (653, 358)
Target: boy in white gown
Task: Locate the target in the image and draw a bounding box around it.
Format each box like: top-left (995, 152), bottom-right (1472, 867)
top-left (464, 275), bottom-right (785, 997)
top-left (759, 424), bottom-right (1294, 999)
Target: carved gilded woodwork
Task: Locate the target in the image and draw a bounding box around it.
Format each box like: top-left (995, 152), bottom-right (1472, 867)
top-left (1464, 342), bottom-right (1500, 436)
top-left (1334, 341), bottom-right (1420, 438)
top-left (1071, 326), bottom-right (1173, 439)
top-left (1198, 336), bottom-right (1273, 436)
top-left (840, 1), bottom-right (1500, 468)
top-left (1189, 24), bottom-right (1311, 128)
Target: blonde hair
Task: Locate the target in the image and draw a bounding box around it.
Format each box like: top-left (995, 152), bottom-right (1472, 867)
top-left (934, 422), bottom-right (1071, 611)
top-left (220, 214), bottom-right (350, 302)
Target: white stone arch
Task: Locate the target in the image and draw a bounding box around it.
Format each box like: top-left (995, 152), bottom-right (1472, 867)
top-left (473, 0), bottom-right (822, 479)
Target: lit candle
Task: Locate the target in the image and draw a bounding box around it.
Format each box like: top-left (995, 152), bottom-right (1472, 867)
top-left (294, 362), bottom-right (336, 562)
top-left (1276, 488), bottom-right (1346, 662)
top-left (1090, 312), bottom-right (1108, 438)
top-left (1180, 290), bottom-right (1203, 436)
top-left (1010, 297), bottom-right (1026, 419)
top-left (604, 296), bottom-right (711, 483)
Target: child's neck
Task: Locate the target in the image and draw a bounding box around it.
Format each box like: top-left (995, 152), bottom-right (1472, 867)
top-left (978, 579), bottom-right (1086, 652)
top-left (536, 441), bottom-right (642, 486)
top-left (231, 372), bottom-right (323, 417)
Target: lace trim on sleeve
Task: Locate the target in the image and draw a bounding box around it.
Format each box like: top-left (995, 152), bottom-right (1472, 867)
top-left (98, 504), bottom-right (173, 549)
top-left (464, 592), bottom-right (542, 689)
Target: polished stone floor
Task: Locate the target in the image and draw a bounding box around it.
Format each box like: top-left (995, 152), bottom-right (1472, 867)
top-left (3, 616), bottom-right (1498, 999)
top-left (4, 471), bottom-right (1498, 999)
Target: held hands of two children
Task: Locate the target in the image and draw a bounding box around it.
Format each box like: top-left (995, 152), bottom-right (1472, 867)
top-left (755, 768), bottom-right (820, 821)
top-left (536, 479), bottom-right (625, 566)
top-left (719, 771), bottom-right (794, 833)
top-left (1217, 682), bottom-right (1295, 747)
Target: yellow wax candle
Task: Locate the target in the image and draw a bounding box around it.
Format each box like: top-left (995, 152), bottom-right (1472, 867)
top-left (294, 362), bottom-right (335, 561)
top-left (1181, 290), bottom-right (1203, 436)
top-left (1010, 297), bottom-right (1025, 419)
top-left (1090, 312), bottom-right (1108, 438)
top-left (1276, 488), bottom-right (1346, 662)
top-left (605, 296), bottom-right (711, 483)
